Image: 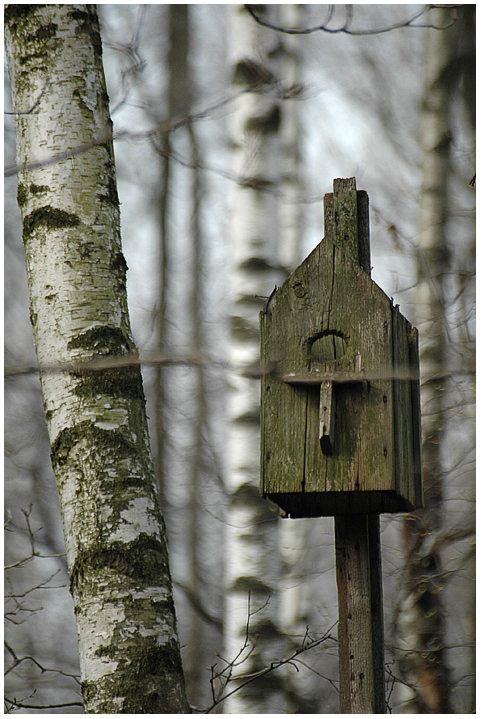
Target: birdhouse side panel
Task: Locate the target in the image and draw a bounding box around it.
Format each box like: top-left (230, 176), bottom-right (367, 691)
top-left (392, 308), bottom-right (423, 509)
top-left (260, 281), bottom-right (310, 496)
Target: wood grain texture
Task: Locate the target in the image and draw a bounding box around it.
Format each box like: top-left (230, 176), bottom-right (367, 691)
top-left (335, 514), bottom-right (375, 713)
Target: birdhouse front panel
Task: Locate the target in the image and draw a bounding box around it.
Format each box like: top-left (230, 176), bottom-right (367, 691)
top-left (259, 178), bottom-right (422, 518)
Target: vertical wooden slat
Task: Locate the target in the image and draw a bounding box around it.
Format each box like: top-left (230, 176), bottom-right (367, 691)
top-left (392, 305), bottom-right (417, 505)
top-left (357, 189), bottom-right (371, 275)
top-left (408, 325), bottom-right (424, 507)
top-left (324, 177), bottom-right (359, 265)
top-left (392, 304), bottom-right (403, 497)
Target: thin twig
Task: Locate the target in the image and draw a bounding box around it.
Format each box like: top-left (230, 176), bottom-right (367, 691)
top-left (202, 610), bottom-right (338, 713)
top-left (244, 4), bottom-right (459, 36)
top-left (5, 78), bottom-right (50, 116)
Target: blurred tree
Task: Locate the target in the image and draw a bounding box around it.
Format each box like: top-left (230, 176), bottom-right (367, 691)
top-left (223, 4), bottom-right (306, 712)
top-left (4, 5), bottom-right (188, 712)
top-left (145, 5), bottom-right (227, 707)
top-left (394, 4), bottom-right (475, 713)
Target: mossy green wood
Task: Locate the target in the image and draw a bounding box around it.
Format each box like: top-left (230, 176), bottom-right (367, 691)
top-left (259, 178), bottom-right (422, 517)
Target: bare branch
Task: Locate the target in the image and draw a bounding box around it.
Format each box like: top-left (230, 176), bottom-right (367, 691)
top-left (174, 581), bottom-right (223, 630)
top-left (4, 644), bottom-right (81, 683)
top-left (5, 77), bottom-right (50, 116)
top-left (103, 6), bottom-right (148, 116)
top-left (4, 78), bottom-right (311, 179)
top-left (199, 598), bottom-right (338, 713)
top-left (4, 570), bottom-right (65, 625)
top-left (5, 696), bottom-right (83, 711)
top-left (244, 4), bottom-right (459, 36)
top-left (4, 505), bottom-right (66, 570)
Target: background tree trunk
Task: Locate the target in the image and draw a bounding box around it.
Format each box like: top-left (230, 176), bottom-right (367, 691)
top-left (4, 5), bottom-right (189, 712)
top-left (224, 4), bottom-right (303, 712)
top-left (394, 5), bottom-right (475, 712)
top-left (148, 6), bottom-right (226, 707)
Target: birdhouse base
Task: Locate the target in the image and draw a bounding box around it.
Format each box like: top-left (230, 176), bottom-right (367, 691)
top-left (267, 490), bottom-right (415, 519)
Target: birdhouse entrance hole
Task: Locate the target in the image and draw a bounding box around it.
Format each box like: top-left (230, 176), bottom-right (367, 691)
top-left (309, 332), bottom-right (347, 367)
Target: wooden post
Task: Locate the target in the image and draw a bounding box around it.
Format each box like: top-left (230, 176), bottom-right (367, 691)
top-left (331, 181), bottom-right (385, 713)
top-left (335, 515), bottom-right (385, 713)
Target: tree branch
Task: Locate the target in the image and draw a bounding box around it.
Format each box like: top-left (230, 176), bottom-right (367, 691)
top-left (244, 4), bottom-right (459, 36)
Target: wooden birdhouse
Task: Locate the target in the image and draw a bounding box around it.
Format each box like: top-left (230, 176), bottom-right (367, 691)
top-left (260, 178), bottom-right (422, 518)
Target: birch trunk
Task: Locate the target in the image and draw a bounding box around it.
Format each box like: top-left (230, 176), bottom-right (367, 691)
top-left (394, 6), bottom-right (459, 712)
top-left (4, 5), bottom-right (189, 713)
top-left (224, 4), bottom-right (302, 712)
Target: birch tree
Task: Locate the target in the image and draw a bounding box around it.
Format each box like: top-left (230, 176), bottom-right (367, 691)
top-left (4, 5), bottom-right (189, 712)
top-left (394, 5), bottom-right (475, 712)
top-left (224, 4), bottom-right (303, 712)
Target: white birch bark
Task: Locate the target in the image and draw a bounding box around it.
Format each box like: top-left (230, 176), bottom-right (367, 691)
top-left (268, 5), bottom-right (323, 710)
top-left (394, 6), bottom-right (459, 713)
top-left (5, 5), bottom-right (189, 713)
top-left (224, 5), bottom-right (303, 712)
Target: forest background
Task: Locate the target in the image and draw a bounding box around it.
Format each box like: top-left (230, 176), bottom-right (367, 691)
top-left (4, 4), bottom-right (475, 714)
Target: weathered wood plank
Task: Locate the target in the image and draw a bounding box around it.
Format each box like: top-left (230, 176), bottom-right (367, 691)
top-left (335, 514), bottom-right (375, 713)
top-left (335, 514), bottom-right (385, 713)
